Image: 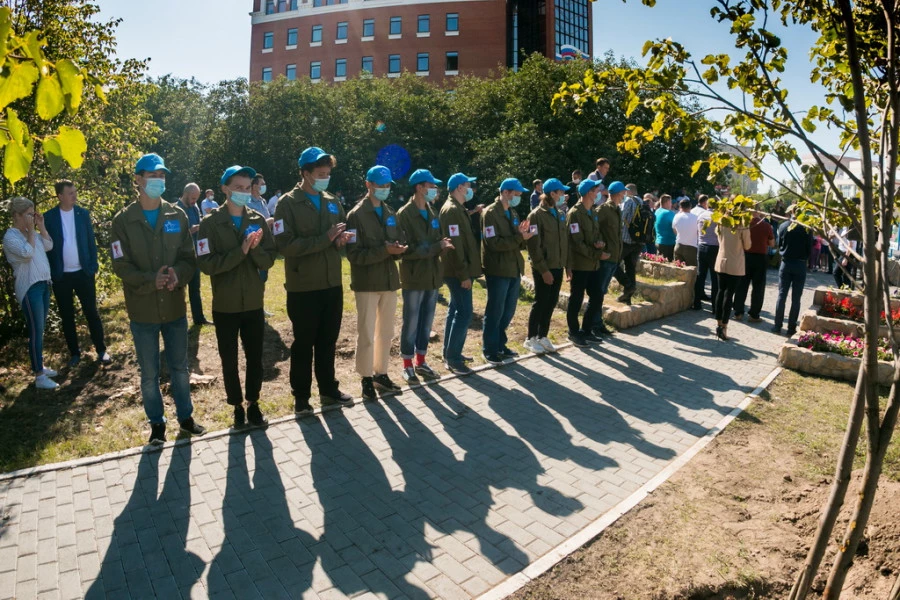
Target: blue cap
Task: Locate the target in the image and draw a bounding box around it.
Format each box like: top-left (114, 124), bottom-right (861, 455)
top-left (298, 146), bottom-right (331, 168)
top-left (499, 178), bottom-right (528, 193)
top-left (607, 181), bottom-right (627, 194)
top-left (220, 165), bottom-right (257, 186)
top-left (542, 178), bottom-right (569, 193)
top-left (134, 153), bottom-right (170, 174)
top-left (409, 169), bottom-right (442, 186)
top-left (447, 172), bottom-right (476, 191)
top-left (578, 179), bottom-right (603, 196)
top-left (366, 165), bottom-right (395, 185)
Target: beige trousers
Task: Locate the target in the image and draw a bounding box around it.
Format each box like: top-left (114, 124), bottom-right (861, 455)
top-left (355, 290), bottom-right (397, 377)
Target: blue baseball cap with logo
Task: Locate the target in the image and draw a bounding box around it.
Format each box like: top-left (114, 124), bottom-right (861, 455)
top-left (607, 181), bottom-right (627, 194)
top-left (499, 178), bottom-right (528, 193)
top-left (366, 165), bottom-right (395, 185)
top-left (409, 169), bottom-right (442, 186)
top-left (298, 147), bottom-right (332, 168)
top-left (134, 153), bottom-right (170, 174)
top-left (578, 179), bottom-right (604, 196)
top-left (542, 178), bottom-right (569, 193)
top-left (447, 172), bottom-right (476, 191)
top-left (220, 165), bottom-right (258, 186)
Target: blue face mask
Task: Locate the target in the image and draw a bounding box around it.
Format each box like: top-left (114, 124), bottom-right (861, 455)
top-left (373, 188), bottom-right (391, 202)
top-left (509, 194), bottom-right (521, 208)
top-left (229, 191), bottom-right (251, 207)
top-left (312, 177), bottom-right (330, 192)
top-left (464, 188), bottom-right (474, 202)
top-left (556, 194), bottom-right (567, 209)
top-left (144, 178), bottom-right (166, 199)
top-left (425, 188), bottom-right (438, 202)
top-left (593, 195), bottom-right (602, 206)
top-left (259, 185), bottom-right (267, 195)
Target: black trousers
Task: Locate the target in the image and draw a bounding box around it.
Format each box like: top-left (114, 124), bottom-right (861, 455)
top-left (614, 242), bottom-right (642, 298)
top-left (187, 267), bottom-right (207, 324)
top-left (657, 244), bottom-right (675, 261)
top-left (695, 244), bottom-right (719, 304)
top-left (528, 268), bottom-right (563, 338)
top-left (287, 286), bottom-right (343, 399)
top-left (52, 270), bottom-right (106, 358)
top-left (567, 270), bottom-right (602, 334)
top-left (733, 253), bottom-right (767, 318)
top-left (714, 272), bottom-right (741, 324)
top-left (213, 309), bottom-right (265, 405)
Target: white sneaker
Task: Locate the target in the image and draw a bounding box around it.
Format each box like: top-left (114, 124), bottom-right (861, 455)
top-left (524, 337), bottom-right (545, 354)
top-left (538, 337), bottom-right (556, 353)
top-left (35, 374), bottom-right (59, 390)
top-left (41, 368), bottom-right (58, 378)
top-left (264, 309), bottom-right (274, 317)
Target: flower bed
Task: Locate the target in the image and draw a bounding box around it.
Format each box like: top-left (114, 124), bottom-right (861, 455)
top-left (640, 252), bottom-right (687, 268)
top-left (819, 291), bottom-right (900, 324)
top-left (797, 330), bottom-right (893, 362)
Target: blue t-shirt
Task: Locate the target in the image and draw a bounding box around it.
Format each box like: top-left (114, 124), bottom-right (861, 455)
top-left (505, 209), bottom-right (511, 220)
top-left (418, 209), bottom-right (428, 221)
top-left (654, 207), bottom-right (677, 245)
top-left (304, 192), bottom-right (321, 212)
top-left (231, 215), bottom-right (242, 231)
top-left (374, 206), bottom-right (383, 220)
top-left (143, 208), bottom-right (160, 230)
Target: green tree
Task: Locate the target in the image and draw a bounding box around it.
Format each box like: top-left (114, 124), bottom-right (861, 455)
top-left (554, 1), bottom-right (899, 596)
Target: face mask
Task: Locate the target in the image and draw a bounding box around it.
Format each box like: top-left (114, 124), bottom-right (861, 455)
top-left (373, 188), bottom-right (391, 202)
top-left (229, 191), bottom-right (251, 207)
top-left (425, 188), bottom-right (438, 202)
top-left (144, 178), bottom-right (166, 199)
top-left (312, 177), bottom-right (330, 192)
top-left (509, 194), bottom-right (521, 208)
top-left (464, 188), bottom-right (474, 202)
top-left (593, 195), bottom-right (602, 206)
top-left (556, 194), bottom-right (567, 209)
top-left (259, 185), bottom-right (267, 195)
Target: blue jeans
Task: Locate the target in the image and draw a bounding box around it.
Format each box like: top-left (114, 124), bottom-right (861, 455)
top-left (483, 276), bottom-right (520, 355)
top-left (130, 316), bottom-right (193, 425)
top-left (22, 281), bottom-right (50, 373)
top-left (400, 289), bottom-right (438, 359)
top-left (443, 277), bottom-right (473, 363)
top-left (774, 259), bottom-right (807, 330)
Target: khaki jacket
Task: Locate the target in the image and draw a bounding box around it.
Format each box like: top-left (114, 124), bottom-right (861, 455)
top-left (566, 202), bottom-right (605, 272)
top-left (346, 197), bottom-right (404, 292)
top-left (196, 204), bottom-right (277, 313)
top-left (481, 198), bottom-right (526, 278)
top-left (110, 199), bottom-right (196, 323)
top-left (397, 200), bottom-right (443, 290)
top-left (595, 201), bottom-right (623, 265)
top-left (526, 204), bottom-right (568, 274)
top-left (714, 225), bottom-right (752, 276)
top-left (273, 184), bottom-right (346, 292)
top-left (439, 197), bottom-right (482, 280)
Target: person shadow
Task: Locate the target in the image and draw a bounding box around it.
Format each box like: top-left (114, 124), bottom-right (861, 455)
top-left (85, 445), bottom-right (203, 599)
top-left (261, 320), bottom-right (290, 382)
top-left (206, 432), bottom-right (317, 597)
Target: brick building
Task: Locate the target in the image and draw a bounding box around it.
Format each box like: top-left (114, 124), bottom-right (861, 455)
top-left (249, 0), bottom-right (592, 84)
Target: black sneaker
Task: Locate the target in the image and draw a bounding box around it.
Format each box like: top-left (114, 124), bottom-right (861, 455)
top-left (415, 363), bottom-right (439, 380)
top-left (460, 354), bottom-right (474, 363)
top-left (149, 423), bottom-right (166, 446)
top-left (568, 332), bottom-right (590, 348)
top-left (617, 294), bottom-right (631, 305)
top-left (247, 402), bottom-right (268, 427)
top-left (233, 405), bottom-right (246, 428)
top-left (321, 390), bottom-right (354, 406)
top-left (373, 374), bottom-right (401, 393)
top-left (499, 347), bottom-right (519, 359)
top-left (445, 361), bottom-right (473, 376)
top-left (592, 323), bottom-right (613, 336)
top-left (582, 330), bottom-right (603, 344)
top-left (179, 418), bottom-right (207, 436)
top-left (482, 353), bottom-right (504, 366)
top-left (361, 377), bottom-right (377, 401)
top-left (786, 328), bottom-right (797, 338)
top-left (771, 325), bottom-right (783, 335)
top-left (294, 397), bottom-right (313, 416)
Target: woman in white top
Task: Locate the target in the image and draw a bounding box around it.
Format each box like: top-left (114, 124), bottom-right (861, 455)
top-left (3, 197), bottom-right (59, 389)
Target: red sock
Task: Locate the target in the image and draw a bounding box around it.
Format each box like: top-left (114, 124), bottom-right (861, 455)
top-left (415, 353), bottom-right (426, 366)
top-left (403, 358), bottom-right (413, 369)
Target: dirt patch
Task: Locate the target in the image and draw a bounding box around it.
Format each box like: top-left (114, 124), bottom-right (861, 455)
top-left (512, 370), bottom-right (900, 599)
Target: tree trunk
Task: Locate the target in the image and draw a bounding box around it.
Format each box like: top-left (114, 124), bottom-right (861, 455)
top-left (890, 569), bottom-right (900, 600)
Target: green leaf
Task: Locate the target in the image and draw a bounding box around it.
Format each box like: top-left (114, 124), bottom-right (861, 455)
top-left (0, 61), bottom-right (40, 111)
top-left (55, 59), bottom-right (84, 113)
top-left (36, 74), bottom-right (65, 120)
top-left (3, 137), bottom-right (33, 183)
top-left (0, 7), bottom-right (11, 70)
top-left (56, 125), bottom-right (87, 168)
top-left (42, 136), bottom-right (64, 173)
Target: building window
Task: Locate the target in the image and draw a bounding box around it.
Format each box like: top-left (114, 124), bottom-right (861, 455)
top-left (286, 64), bottom-right (297, 80)
top-left (313, 0), bottom-right (347, 5)
top-left (335, 59), bottom-right (347, 78)
top-left (446, 51), bottom-right (459, 71)
top-left (310, 61), bottom-right (321, 79)
top-left (263, 32), bottom-right (274, 49)
top-left (363, 19), bottom-right (375, 37)
top-left (388, 54), bottom-right (401, 74)
top-left (553, 0), bottom-right (590, 60)
top-left (417, 53), bottom-right (429, 72)
top-left (362, 56), bottom-right (374, 73)
top-left (265, 1), bottom-right (275, 15)
top-left (336, 22), bottom-right (348, 40)
top-left (311, 25), bottom-right (323, 43)
top-left (290, 0), bottom-right (298, 8)
top-left (418, 15), bottom-right (430, 33)
top-left (287, 28), bottom-right (298, 46)
top-left (446, 13), bottom-right (459, 32)
top-left (262, 67), bottom-right (272, 82)
top-left (390, 17), bottom-right (402, 36)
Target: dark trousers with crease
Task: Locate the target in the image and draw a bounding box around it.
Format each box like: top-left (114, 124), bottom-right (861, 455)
top-left (213, 309), bottom-right (265, 405)
top-left (567, 270), bottom-right (602, 334)
top-left (287, 286), bottom-right (342, 399)
top-left (528, 268), bottom-right (563, 338)
top-left (733, 253), bottom-right (767, 318)
top-left (52, 270), bottom-right (106, 358)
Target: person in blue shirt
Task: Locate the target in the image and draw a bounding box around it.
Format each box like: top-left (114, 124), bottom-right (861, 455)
top-left (654, 194), bottom-right (677, 261)
top-left (176, 183), bottom-right (211, 326)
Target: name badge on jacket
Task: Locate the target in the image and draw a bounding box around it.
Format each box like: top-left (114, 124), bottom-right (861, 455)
top-left (245, 224), bottom-right (262, 237)
top-left (327, 202), bottom-right (339, 215)
top-left (163, 220), bottom-right (181, 234)
top-left (431, 218), bottom-right (440, 230)
top-left (386, 215), bottom-right (397, 227)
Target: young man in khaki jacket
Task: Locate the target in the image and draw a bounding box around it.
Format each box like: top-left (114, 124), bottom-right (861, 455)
top-left (566, 179), bottom-right (609, 347)
top-left (197, 165), bottom-right (278, 428)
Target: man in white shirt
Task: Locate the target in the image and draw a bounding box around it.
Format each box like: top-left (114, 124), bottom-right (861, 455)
top-left (671, 198), bottom-right (700, 268)
top-left (587, 157), bottom-right (610, 200)
top-left (691, 194), bottom-right (719, 307)
top-left (200, 189), bottom-right (218, 216)
top-left (266, 189), bottom-right (281, 216)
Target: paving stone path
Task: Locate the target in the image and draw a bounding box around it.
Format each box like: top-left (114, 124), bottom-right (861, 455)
top-left (0, 273), bottom-right (830, 599)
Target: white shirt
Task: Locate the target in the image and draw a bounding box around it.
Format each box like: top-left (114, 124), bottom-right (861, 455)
top-left (672, 211), bottom-right (700, 248)
top-left (59, 208), bottom-right (82, 272)
top-left (200, 198), bottom-right (218, 216)
top-left (3, 228), bottom-right (53, 304)
top-left (267, 194), bottom-right (279, 216)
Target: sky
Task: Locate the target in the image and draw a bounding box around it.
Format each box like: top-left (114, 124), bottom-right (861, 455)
top-left (95, 0), bottom-right (839, 191)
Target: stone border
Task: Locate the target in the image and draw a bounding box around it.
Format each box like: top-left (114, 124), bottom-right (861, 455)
top-left (778, 340), bottom-right (893, 385)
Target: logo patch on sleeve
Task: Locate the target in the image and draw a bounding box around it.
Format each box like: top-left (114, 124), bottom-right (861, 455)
top-left (448, 224), bottom-right (460, 237)
top-left (570, 223), bottom-right (580, 234)
top-left (484, 225), bottom-right (496, 238)
top-left (346, 229), bottom-right (358, 243)
top-left (111, 240), bottom-right (123, 259)
top-left (197, 238), bottom-right (211, 256)
top-left (273, 219), bottom-right (284, 235)
top-left (529, 225), bottom-right (539, 235)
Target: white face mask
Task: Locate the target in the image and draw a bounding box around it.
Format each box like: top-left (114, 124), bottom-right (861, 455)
top-left (259, 185), bottom-right (267, 195)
